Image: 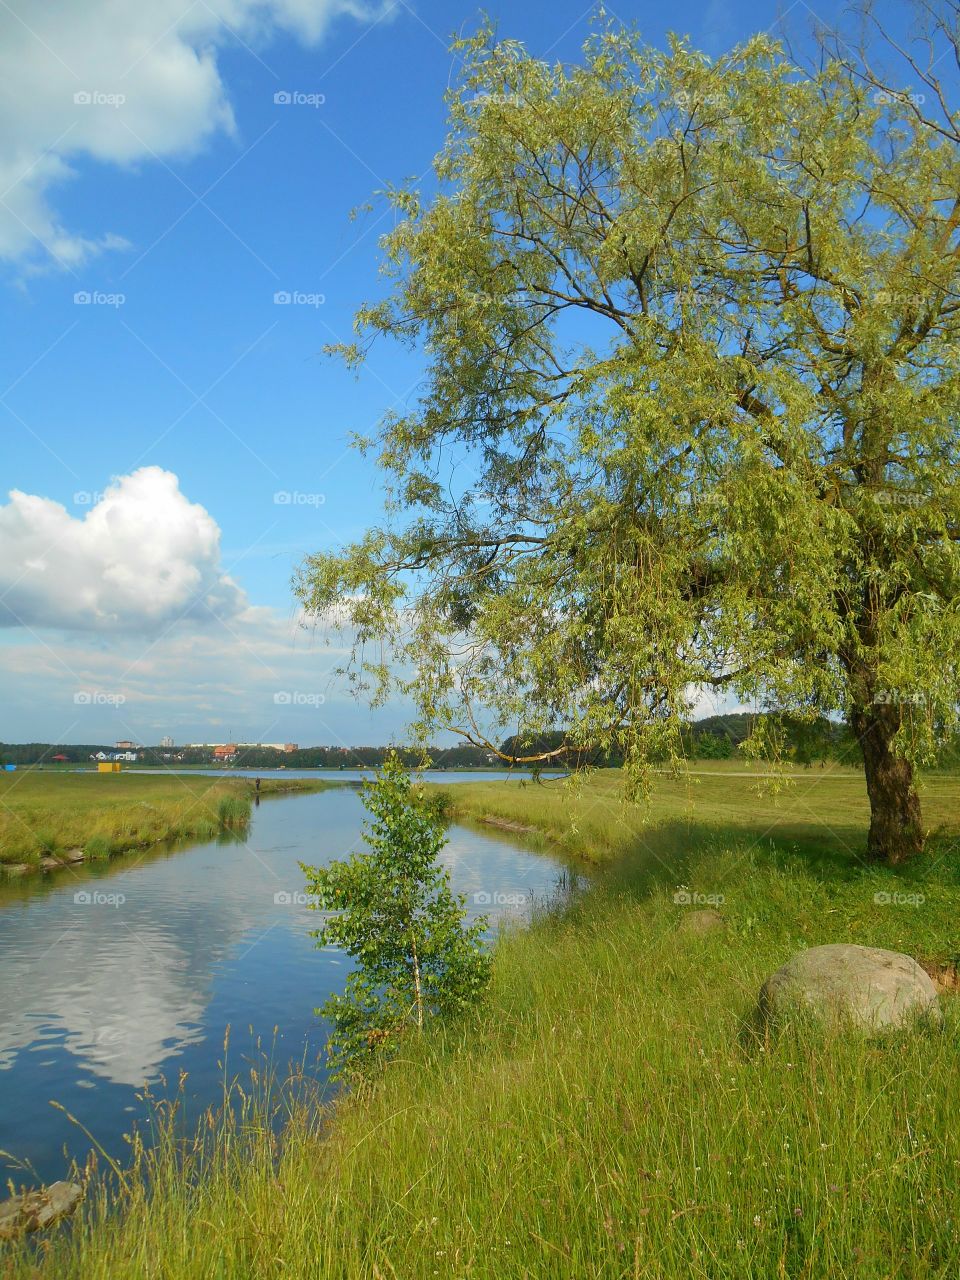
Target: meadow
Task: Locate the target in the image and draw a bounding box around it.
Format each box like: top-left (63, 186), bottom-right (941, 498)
top-left (444, 760), bottom-right (960, 869)
top-left (0, 770), bottom-right (333, 867)
top-left (3, 765), bottom-right (960, 1278)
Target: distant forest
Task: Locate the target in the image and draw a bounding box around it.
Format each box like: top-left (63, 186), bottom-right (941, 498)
top-left (3, 713), bottom-right (959, 769)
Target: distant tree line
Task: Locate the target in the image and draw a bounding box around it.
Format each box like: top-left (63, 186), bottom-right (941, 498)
top-left (3, 717), bottom-right (960, 770)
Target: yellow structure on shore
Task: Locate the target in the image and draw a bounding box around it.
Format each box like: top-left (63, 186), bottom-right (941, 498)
top-left (97, 762), bottom-right (122, 773)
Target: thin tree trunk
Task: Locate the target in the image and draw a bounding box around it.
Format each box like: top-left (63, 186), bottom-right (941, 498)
top-left (850, 699), bottom-right (924, 864)
top-left (410, 931), bottom-right (423, 1029)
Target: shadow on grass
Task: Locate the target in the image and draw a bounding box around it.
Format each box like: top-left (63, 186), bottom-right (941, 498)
top-left (601, 817), bottom-right (960, 904)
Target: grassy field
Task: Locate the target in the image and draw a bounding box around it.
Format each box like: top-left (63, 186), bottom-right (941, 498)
top-left (0, 771), bottom-right (334, 867)
top-left (4, 769), bottom-right (960, 1277)
top-left (443, 761), bottom-right (960, 868)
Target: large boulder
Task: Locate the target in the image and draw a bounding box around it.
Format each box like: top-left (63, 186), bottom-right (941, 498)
top-left (759, 943), bottom-right (941, 1032)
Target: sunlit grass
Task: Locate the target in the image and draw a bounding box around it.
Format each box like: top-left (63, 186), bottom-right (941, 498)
top-left (0, 771), bottom-right (334, 865)
top-left (443, 765), bottom-right (960, 866)
top-left (4, 772), bottom-right (960, 1276)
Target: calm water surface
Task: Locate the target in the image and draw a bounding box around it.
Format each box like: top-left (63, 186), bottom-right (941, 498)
top-left (0, 780), bottom-right (570, 1184)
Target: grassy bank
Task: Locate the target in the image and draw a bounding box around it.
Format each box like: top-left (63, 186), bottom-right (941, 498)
top-left (443, 763), bottom-right (960, 866)
top-left (4, 773), bottom-right (960, 1277)
top-left (0, 771), bottom-right (334, 867)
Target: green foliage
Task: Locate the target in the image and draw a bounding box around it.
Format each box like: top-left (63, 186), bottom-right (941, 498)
top-left (216, 795), bottom-right (250, 828)
top-left (83, 835), bottom-right (113, 861)
top-left (297, 16), bottom-right (960, 860)
top-left (302, 754), bottom-right (490, 1081)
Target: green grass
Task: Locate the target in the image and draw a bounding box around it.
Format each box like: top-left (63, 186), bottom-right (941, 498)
top-left (443, 762), bottom-right (960, 866)
top-left (0, 771), bottom-right (334, 866)
top-left (4, 772), bottom-right (960, 1277)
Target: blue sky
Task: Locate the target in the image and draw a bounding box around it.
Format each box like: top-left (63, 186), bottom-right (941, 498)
top-left (0, 0), bottom-right (904, 747)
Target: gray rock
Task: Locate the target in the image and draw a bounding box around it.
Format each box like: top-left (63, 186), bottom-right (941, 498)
top-left (677, 908), bottom-right (725, 935)
top-left (0, 1181), bottom-right (82, 1239)
top-left (759, 943), bottom-right (941, 1031)
top-left (1, 863), bottom-right (33, 876)
top-left (62, 847), bottom-right (85, 863)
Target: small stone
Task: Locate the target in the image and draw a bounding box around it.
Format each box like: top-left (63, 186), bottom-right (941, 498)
top-left (0, 1182), bottom-right (83, 1239)
top-left (62, 848), bottom-right (85, 863)
top-left (1, 863), bottom-right (34, 876)
top-left (677, 908), bottom-right (725, 935)
top-left (759, 943), bottom-right (941, 1032)
top-left (39, 856), bottom-right (62, 872)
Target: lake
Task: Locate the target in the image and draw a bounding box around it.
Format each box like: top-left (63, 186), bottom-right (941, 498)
top-left (0, 779), bottom-right (570, 1185)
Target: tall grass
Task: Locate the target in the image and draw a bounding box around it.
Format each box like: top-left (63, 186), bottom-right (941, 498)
top-left (5, 794), bottom-right (960, 1278)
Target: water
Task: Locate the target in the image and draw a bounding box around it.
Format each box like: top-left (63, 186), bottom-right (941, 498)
top-left (0, 781), bottom-right (570, 1184)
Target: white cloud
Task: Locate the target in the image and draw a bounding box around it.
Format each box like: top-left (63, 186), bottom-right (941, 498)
top-left (0, 466), bottom-right (246, 630)
top-left (0, 0), bottom-right (393, 269)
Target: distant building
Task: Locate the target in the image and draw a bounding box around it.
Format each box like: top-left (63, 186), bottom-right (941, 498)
top-left (160, 736), bottom-right (174, 749)
top-left (212, 744), bottom-right (238, 762)
top-left (115, 740), bottom-right (137, 750)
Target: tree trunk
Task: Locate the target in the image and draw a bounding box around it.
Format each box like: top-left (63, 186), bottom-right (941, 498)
top-left (850, 700), bottom-right (924, 864)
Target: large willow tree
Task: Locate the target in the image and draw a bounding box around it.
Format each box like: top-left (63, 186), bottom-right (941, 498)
top-left (299, 18), bottom-right (960, 865)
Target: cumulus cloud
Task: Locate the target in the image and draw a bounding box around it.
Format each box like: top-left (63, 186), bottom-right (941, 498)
top-left (0, 466), bottom-right (246, 630)
top-left (0, 0), bottom-right (393, 269)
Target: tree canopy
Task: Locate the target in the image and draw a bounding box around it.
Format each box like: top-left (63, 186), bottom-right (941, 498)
top-left (298, 13), bottom-right (960, 862)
